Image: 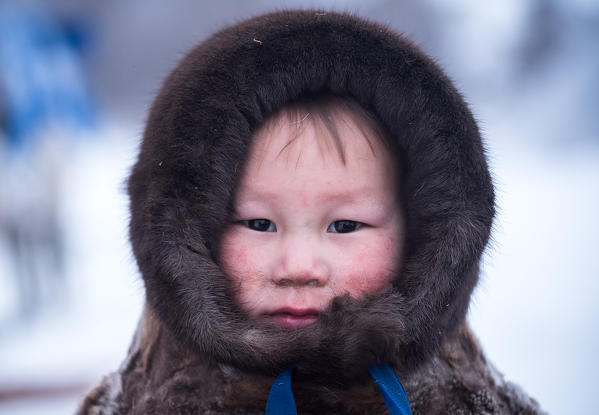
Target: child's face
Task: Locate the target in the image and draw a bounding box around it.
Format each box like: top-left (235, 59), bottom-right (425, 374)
top-left (219, 111), bottom-right (404, 329)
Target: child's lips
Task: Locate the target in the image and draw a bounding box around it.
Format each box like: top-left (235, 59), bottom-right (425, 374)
top-left (266, 308), bottom-right (320, 329)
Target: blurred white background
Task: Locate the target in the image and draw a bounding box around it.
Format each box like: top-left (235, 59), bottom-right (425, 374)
top-left (0, 1), bottom-right (597, 414)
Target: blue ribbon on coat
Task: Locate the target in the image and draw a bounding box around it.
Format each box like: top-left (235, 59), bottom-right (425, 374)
top-left (265, 363), bottom-right (412, 415)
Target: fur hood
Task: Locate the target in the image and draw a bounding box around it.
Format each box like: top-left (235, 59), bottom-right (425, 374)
top-left (128, 8), bottom-right (494, 381)
top-left (79, 9), bottom-right (545, 414)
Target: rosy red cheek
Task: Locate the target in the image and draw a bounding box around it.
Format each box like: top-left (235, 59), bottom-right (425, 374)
top-left (354, 251), bottom-right (367, 263)
top-left (336, 247), bottom-right (394, 298)
top-left (232, 247), bottom-right (248, 268)
top-left (220, 235), bottom-right (249, 277)
top-left (351, 231), bottom-right (402, 297)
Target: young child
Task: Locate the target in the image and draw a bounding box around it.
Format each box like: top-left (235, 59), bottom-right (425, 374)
top-left (79, 10), bottom-right (545, 414)
top-left (219, 95), bottom-right (405, 332)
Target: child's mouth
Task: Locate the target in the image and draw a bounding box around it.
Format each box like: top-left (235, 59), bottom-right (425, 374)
top-left (266, 308), bottom-right (320, 329)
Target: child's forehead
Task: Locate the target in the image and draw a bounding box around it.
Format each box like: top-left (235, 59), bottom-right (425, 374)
top-left (234, 108), bottom-right (401, 213)
top-left (249, 102), bottom-right (390, 169)
top-left (231, 104), bottom-right (401, 207)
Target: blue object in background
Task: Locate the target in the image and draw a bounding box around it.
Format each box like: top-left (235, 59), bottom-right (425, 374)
top-left (0, 2), bottom-right (96, 321)
top-left (0, 3), bottom-right (95, 150)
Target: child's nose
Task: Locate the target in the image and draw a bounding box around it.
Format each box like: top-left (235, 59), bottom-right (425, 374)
top-left (271, 238), bottom-right (329, 288)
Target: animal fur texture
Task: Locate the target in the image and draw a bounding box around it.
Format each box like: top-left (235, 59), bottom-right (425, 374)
top-left (78, 9), bottom-right (545, 414)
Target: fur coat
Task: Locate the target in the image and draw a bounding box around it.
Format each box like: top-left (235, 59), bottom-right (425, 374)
top-left (78, 9), bottom-right (546, 414)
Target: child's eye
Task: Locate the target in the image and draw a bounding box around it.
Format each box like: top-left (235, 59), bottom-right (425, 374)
top-left (327, 220), bottom-right (363, 233)
top-left (240, 219), bottom-right (277, 232)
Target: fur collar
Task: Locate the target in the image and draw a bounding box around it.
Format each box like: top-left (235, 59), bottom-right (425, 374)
top-left (78, 307), bottom-right (544, 414)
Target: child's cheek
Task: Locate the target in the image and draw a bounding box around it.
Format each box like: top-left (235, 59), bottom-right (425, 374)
top-left (337, 234), bottom-right (399, 298)
top-left (220, 232), bottom-right (260, 285)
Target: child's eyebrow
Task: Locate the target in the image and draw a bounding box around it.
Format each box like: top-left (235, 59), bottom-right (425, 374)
top-left (238, 185), bottom-right (390, 205)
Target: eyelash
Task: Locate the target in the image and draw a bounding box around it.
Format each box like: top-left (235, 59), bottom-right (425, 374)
top-left (239, 219), bottom-right (276, 232)
top-left (328, 220), bottom-right (364, 233)
top-left (239, 219), bottom-right (364, 234)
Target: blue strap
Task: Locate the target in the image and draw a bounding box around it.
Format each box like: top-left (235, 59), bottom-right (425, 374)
top-left (368, 363), bottom-right (413, 415)
top-left (265, 363), bottom-right (412, 415)
top-left (265, 368), bottom-right (297, 415)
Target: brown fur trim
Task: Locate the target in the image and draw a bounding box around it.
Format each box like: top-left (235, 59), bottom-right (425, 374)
top-left (79, 309), bottom-right (544, 414)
